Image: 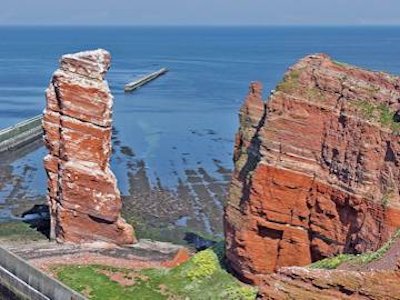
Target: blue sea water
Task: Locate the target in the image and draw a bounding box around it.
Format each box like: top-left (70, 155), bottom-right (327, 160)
top-left (0, 26), bottom-right (400, 229)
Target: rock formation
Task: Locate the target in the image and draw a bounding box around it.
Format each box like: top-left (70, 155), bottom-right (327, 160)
top-left (259, 266), bottom-right (400, 299)
top-left (43, 49), bottom-right (135, 245)
top-left (224, 54), bottom-right (400, 285)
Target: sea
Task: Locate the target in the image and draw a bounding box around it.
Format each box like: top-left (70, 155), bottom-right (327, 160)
top-left (0, 26), bottom-right (399, 243)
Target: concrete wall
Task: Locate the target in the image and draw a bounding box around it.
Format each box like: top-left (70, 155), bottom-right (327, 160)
top-left (0, 247), bottom-right (86, 300)
top-left (0, 115), bottom-right (43, 153)
top-left (0, 265), bottom-right (49, 300)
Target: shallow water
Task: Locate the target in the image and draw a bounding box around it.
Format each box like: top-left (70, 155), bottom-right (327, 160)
top-left (1, 26), bottom-right (400, 242)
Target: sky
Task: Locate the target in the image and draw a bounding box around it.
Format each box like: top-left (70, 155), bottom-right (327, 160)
top-left (1, 0), bottom-right (400, 26)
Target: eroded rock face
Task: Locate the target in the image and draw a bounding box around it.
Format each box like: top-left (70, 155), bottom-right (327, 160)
top-left (43, 49), bottom-right (135, 245)
top-left (260, 267), bottom-right (400, 300)
top-left (224, 54), bottom-right (400, 283)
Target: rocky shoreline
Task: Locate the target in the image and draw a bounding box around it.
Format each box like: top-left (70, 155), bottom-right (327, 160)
top-left (1, 51), bottom-right (400, 299)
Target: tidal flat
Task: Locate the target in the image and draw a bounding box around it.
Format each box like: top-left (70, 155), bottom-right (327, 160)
top-left (1, 26), bottom-right (400, 245)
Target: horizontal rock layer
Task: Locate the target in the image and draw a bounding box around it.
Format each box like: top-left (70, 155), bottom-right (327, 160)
top-left (260, 266), bottom-right (400, 300)
top-left (224, 54), bottom-right (400, 284)
top-left (43, 49), bottom-right (135, 245)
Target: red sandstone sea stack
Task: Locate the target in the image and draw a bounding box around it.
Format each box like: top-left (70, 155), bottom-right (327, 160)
top-left (224, 54), bottom-right (400, 287)
top-left (43, 49), bottom-right (135, 245)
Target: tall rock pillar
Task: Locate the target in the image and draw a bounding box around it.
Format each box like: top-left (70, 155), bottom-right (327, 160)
top-left (43, 49), bottom-right (135, 245)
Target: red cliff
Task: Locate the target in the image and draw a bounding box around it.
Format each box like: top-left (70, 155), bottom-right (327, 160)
top-left (259, 265), bottom-right (400, 299)
top-left (224, 54), bottom-right (400, 285)
top-left (43, 49), bottom-right (135, 245)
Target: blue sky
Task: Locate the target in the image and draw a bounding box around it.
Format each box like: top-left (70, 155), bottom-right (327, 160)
top-left (1, 0), bottom-right (400, 26)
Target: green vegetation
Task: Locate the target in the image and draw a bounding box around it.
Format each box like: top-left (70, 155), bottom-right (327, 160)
top-left (0, 221), bottom-right (46, 241)
top-left (332, 60), bottom-right (350, 68)
top-left (305, 85), bottom-right (324, 101)
top-left (351, 100), bottom-right (400, 134)
top-left (309, 253), bottom-right (355, 270)
top-left (310, 229), bottom-right (400, 270)
top-left (355, 100), bottom-right (375, 119)
top-left (381, 190), bottom-right (394, 208)
top-left (333, 60), bottom-right (395, 81)
top-left (378, 103), bottom-right (395, 127)
top-left (54, 244), bottom-right (257, 300)
top-left (186, 248), bottom-right (219, 281)
top-left (275, 68), bottom-right (323, 101)
top-left (276, 69), bottom-right (300, 93)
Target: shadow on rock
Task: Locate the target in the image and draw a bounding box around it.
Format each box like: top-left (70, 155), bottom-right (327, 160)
top-left (22, 204), bottom-right (50, 239)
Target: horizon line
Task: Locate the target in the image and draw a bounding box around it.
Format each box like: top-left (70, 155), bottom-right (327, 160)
top-left (0, 24), bottom-right (400, 28)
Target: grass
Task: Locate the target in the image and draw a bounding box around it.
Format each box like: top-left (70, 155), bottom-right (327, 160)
top-left (309, 253), bottom-right (355, 270)
top-left (275, 68), bottom-right (324, 101)
top-left (350, 100), bottom-right (400, 134)
top-left (276, 69), bottom-right (300, 93)
top-left (355, 100), bottom-right (375, 119)
top-left (378, 103), bottom-right (395, 127)
top-left (310, 229), bottom-right (400, 270)
top-left (0, 221), bottom-right (46, 241)
top-left (53, 243), bottom-right (257, 300)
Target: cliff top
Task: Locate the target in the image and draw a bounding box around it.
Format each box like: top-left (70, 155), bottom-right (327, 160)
top-left (274, 53), bottom-right (400, 134)
top-left (60, 48), bottom-right (111, 81)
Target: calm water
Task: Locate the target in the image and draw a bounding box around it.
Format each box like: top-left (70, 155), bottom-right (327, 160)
top-left (1, 26), bottom-right (400, 240)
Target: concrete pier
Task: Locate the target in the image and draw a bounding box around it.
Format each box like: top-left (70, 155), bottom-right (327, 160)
top-left (0, 115), bottom-right (43, 153)
top-left (124, 68), bottom-right (168, 92)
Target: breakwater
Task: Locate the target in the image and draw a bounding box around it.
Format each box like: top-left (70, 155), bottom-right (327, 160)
top-left (0, 115), bottom-right (43, 154)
